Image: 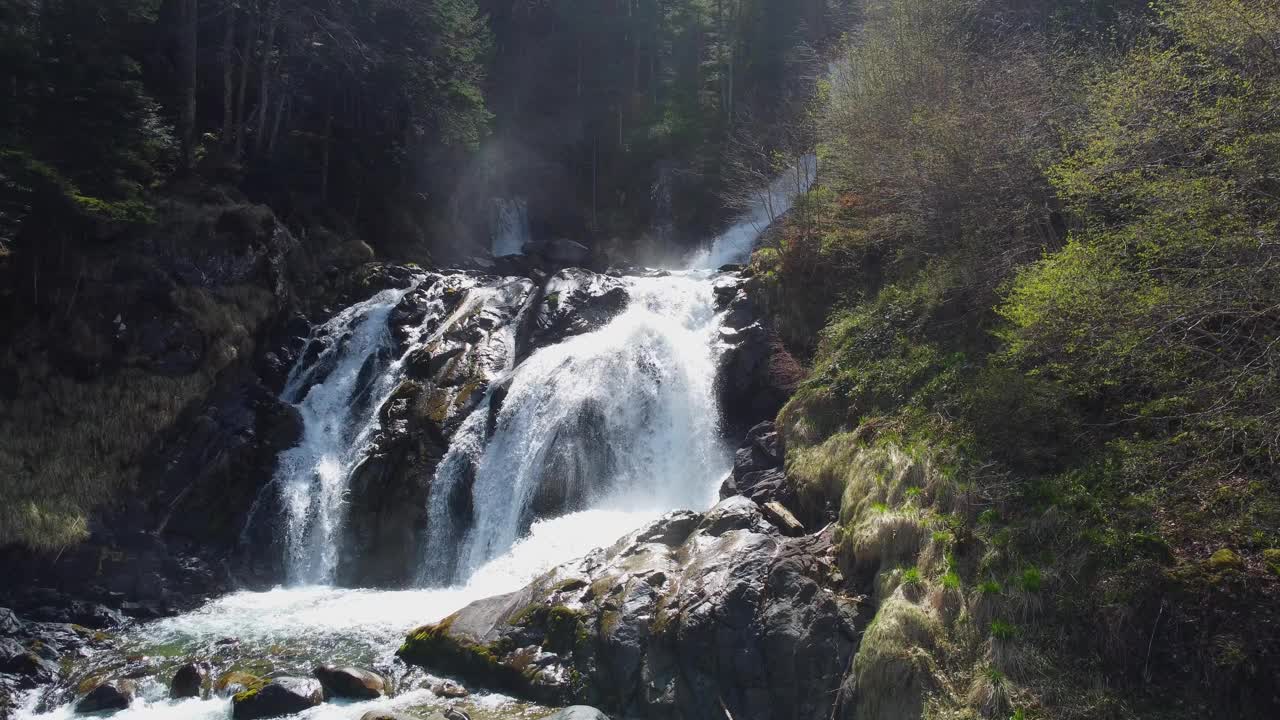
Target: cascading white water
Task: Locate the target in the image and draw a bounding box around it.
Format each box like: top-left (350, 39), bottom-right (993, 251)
top-left (273, 286), bottom-right (414, 585)
top-left (421, 273), bottom-right (729, 584)
top-left (491, 197), bottom-right (531, 257)
top-left (689, 154), bottom-right (817, 268)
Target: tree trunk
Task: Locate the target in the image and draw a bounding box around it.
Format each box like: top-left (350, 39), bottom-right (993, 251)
top-left (177, 0), bottom-right (199, 172)
top-left (253, 0), bottom-right (281, 158)
top-left (268, 87), bottom-right (286, 157)
top-left (221, 2), bottom-right (236, 148)
top-left (234, 1), bottom-right (258, 158)
top-left (320, 101), bottom-right (333, 202)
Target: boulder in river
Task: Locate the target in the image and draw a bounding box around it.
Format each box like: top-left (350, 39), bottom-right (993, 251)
top-left (170, 662), bottom-right (205, 698)
top-left (429, 679), bottom-right (470, 698)
top-left (214, 670), bottom-right (262, 696)
top-left (397, 497), bottom-right (861, 719)
top-left (75, 680), bottom-right (137, 713)
top-left (231, 676), bottom-right (324, 720)
top-left (313, 664), bottom-right (386, 699)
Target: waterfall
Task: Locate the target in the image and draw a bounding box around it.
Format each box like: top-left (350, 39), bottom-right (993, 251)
top-left (420, 273), bottom-right (729, 585)
top-left (491, 197), bottom-right (531, 257)
top-left (270, 273), bottom-right (526, 585)
top-left (689, 154), bottom-right (817, 268)
top-left (272, 285), bottom-right (415, 585)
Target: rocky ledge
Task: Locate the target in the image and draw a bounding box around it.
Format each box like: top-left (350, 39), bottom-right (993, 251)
top-left (397, 492), bottom-right (863, 720)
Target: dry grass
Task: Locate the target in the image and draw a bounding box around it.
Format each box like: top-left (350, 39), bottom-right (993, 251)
top-left (0, 283), bottom-right (275, 550)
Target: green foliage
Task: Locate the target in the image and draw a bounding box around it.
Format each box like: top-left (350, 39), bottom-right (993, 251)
top-left (990, 620), bottom-right (1018, 641)
top-left (901, 566), bottom-right (923, 587)
top-left (1017, 567), bottom-right (1043, 593)
top-left (764, 1), bottom-right (1280, 717)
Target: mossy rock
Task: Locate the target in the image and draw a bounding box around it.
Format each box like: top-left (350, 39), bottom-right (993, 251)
top-left (1262, 549), bottom-right (1280, 577)
top-left (215, 670), bottom-right (264, 697)
top-left (1207, 548), bottom-right (1243, 571)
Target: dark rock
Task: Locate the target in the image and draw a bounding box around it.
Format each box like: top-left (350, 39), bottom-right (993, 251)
top-left (313, 664), bottom-right (385, 700)
top-left (398, 500), bottom-right (860, 719)
top-left (543, 238), bottom-right (591, 267)
top-left (524, 269), bottom-right (629, 355)
top-left (0, 608), bottom-right (20, 635)
top-left (404, 346), bottom-right (434, 379)
top-left (736, 468), bottom-right (794, 506)
top-left (712, 276), bottom-right (745, 309)
top-left (231, 677), bottom-right (323, 720)
top-left (1, 645), bottom-right (59, 686)
top-left (429, 680), bottom-right (469, 698)
top-left (170, 662), bottom-right (205, 698)
top-left (75, 680), bottom-right (137, 713)
top-left (25, 601), bottom-right (125, 629)
top-left (545, 708), bottom-right (611, 720)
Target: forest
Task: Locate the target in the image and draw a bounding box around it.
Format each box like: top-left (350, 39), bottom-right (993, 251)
top-left (1, 1), bottom-right (1278, 720)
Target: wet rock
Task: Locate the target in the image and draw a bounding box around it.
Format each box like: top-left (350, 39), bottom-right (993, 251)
top-left (231, 677), bottom-right (323, 720)
top-left (429, 680), bottom-right (470, 698)
top-left (25, 601), bottom-right (125, 630)
top-left (721, 422), bottom-right (791, 506)
top-left (170, 662), bottom-right (205, 698)
top-left (75, 680), bottom-right (137, 713)
top-left (716, 304), bottom-right (800, 434)
top-left (313, 664), bottom-right (386, 700)
top-left (398, 499), bottom-right (860, 719)
top-left (545, 708), bottom-right (611, 720)
top-left (0, 608), bottom-right (22, 636)
top-left (214, 670), bottom-right (262, 696)
top-left (1, 643), bottom-right (59, 686)
top-left (524, 269), bottom-right (629, 354)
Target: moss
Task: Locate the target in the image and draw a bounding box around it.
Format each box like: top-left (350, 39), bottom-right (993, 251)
top-left (1207, 548), bottom-right (1243, 571)
top-left (1263, 549), bottom-right (1280, 577)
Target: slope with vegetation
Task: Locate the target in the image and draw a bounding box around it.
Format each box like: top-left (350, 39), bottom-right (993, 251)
top-left (756, 0), bottom-right (1280, 717)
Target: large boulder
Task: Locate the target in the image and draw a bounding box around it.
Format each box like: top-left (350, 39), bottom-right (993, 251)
top-left (170, 662), bottom-right (206, 698)
top-left (313, 665), bottom-right (386, 700)
top-left (398, 498), bottom-right (860, 720)
top-left (231, 677), bottom-right (324, 720)
top-left (74, 680), bottom-right (137, 713)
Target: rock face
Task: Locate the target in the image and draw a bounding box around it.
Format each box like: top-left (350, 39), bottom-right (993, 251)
top-left (398, 497), bottom-right (860, 720)
top-left (713, 274), bottom-right (799, 435)
top-left (313, 665), bottom-right (385, 700)
top-left (720, 421), bottom-right (794, 509)
top-left (523, 269), bottom-right (629, 355)
top-left (231, 677), bottom-right (324, 720)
